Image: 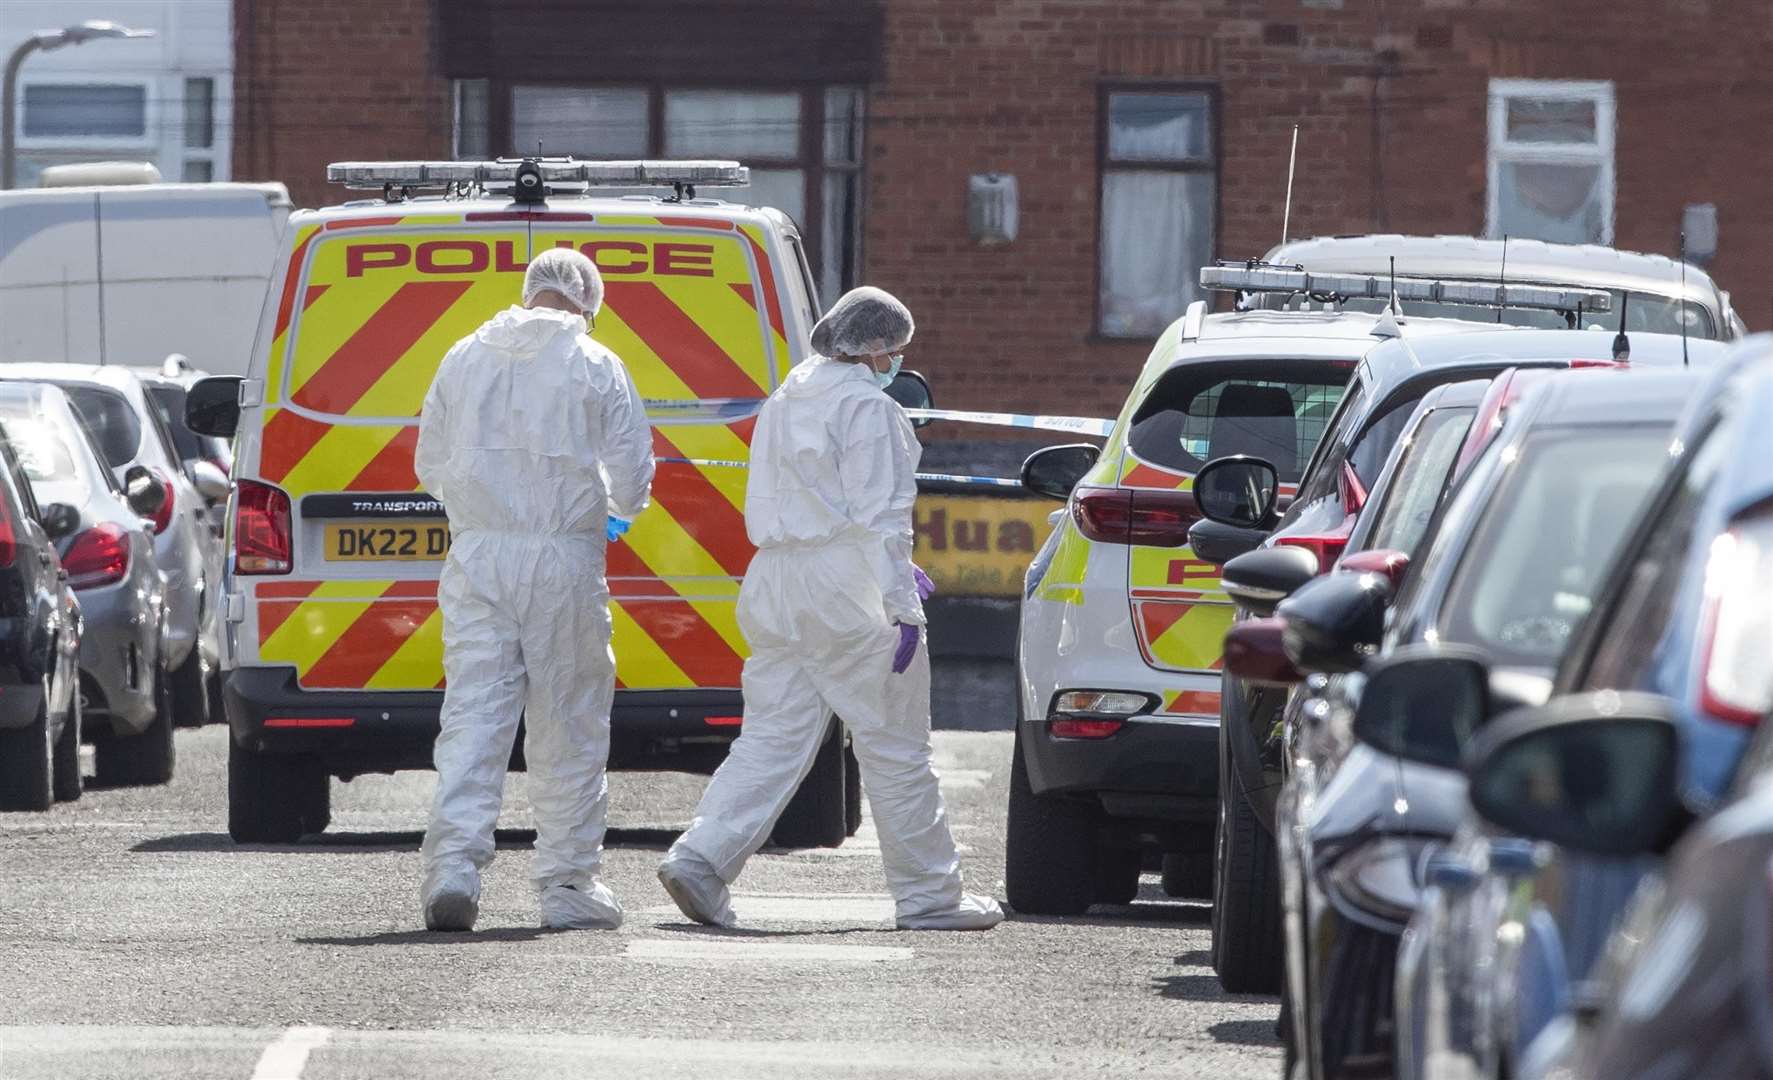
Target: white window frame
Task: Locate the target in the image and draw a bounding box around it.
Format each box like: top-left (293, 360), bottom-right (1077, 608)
top-left (1486, 78), bottom-right (1616, 245)
top-left (15, 76), bottom-right (157, 149)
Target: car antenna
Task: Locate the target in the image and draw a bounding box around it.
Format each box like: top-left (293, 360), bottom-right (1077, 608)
top-left (1281, 123), bottom-right (1300, 247)
top-left (1496, 233), bottom-right (1509, 324)
top-left (1613, 289), bottom-right (1632, 361)
top-left (1680, 231), bottom-right (1691, 368)
top-left (1390, 255), bottom-right (1400, 315)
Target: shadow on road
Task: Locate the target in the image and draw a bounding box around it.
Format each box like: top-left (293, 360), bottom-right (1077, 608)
top-left (131, 826), bottom-right (684, 854)
top-left (1010, 899), bottom-right (1210, 928)
top-left (1150, 953), bottom-right (1280, 1005)
top-left (296, 927), bottom-right (556, 947)
top-left (1207, 1018), bottom-right (1282, 1047)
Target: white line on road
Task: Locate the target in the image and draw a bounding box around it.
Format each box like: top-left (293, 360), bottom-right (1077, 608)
top-left (251, 1025), bottom-right (331, 1080)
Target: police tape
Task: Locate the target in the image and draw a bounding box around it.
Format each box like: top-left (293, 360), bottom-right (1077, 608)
top-left (901, 408), bottom-right (1115, 437)
top-left (655, 456), bottom-right (1024, 489)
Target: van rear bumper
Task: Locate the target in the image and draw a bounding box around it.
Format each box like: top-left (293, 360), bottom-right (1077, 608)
top-left (224, 666), bottom-right (743, 778)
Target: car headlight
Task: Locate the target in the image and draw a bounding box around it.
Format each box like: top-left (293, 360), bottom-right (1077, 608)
top-left (1321, 835), bottom-right (1440, 929)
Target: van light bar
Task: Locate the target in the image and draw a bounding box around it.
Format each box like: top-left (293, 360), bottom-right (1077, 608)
top-left (1199, 264), bottom-right (1613, 314)
top-left (327, 159), bottom-right (750, 190)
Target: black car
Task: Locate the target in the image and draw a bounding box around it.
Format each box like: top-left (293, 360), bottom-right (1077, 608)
top-left (1202, 327), bottom-right (1723, 993)
top-left (0, 419), bottom-right (85, 811)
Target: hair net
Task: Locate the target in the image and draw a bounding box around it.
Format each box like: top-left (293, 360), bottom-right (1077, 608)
top-left (523, 247), bottom-right (604, 316)
top-left (809, 286), bottom-right (915, 357)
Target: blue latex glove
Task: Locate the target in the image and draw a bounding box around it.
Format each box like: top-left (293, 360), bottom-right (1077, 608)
top-left (892, 621), bottom-right (919, 675)
top-left (913, 564), bottom-right (935, 601)
top-left (606, 516), bottom-right (631, 543)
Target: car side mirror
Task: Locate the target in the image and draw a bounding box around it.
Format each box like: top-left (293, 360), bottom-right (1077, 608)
top-left (885, 369), bottom-right (933, 426)
top-left (1350, 645), bottom-right (1491, 770)
top-left (185, 376), bottom-right (243, 439)
top-left (1465, 692), bottom-right (1683, 858)
top-left (40, 502), bottom-right (79, 541)
top-left (1187, 518), bottom-right (1269, 565)
top-left (1277, 568), bottom-right (1393, 675)
top-left (124, 464), bottom-right (167, 518)
top-left (1192, 455), bottom-right (1279, 529)
top-left (1021, 443), bottom-right (1101, 501)
top-left (1219, 546), bottom-right (1319, 617)
top-left (1223, 616), bottom-right (1303, 686)
top-left (188, 459), bottom-right (230, 502)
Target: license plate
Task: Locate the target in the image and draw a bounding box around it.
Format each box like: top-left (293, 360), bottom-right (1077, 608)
top-left (323, 521), bottom-right (451, 562)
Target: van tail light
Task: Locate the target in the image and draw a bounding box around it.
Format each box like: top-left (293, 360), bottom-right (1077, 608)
top-left (235, 479), bottom-right (293, 575)
top-left (1072, 487), bottom-right (1196, 546)
top-left (63, 523), bottom-right (130, 589)
top-left (148, 468), bottom-right (175, 534)
top-left (1277, 521), bottom-right (1354, 576)
top-left (0, 490), bottom-right (15, 569)
top-left (1698, 521), bottom-right (1773, 726)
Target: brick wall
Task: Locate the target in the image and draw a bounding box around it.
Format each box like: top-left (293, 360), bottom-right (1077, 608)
top-left (233, 0), bottom-right (1773, 421)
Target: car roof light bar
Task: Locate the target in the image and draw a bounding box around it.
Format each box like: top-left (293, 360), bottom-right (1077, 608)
top-left (326, 159), bottom-right (751, 191)
top-left (1200, 263), bottom-right (1613, 314)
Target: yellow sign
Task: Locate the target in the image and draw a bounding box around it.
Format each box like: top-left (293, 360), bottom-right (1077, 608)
top-left (913, 494), bottom-right (1059, 597)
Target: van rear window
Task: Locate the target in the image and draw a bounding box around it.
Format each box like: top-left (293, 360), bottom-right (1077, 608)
top-left (281, 223), bottom-right (781, 419)
top-left (1128, 362), bottom-right (1350, 484)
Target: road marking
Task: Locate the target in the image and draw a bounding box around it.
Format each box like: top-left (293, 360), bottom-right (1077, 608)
top-left (641, 892), bottom-right (898, 926)
top-left (251, 1026), bottom-right (331, 1080)
top-left (625, 939), bottom-right (912, 964)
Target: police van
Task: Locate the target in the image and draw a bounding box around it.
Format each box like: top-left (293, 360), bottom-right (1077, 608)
top-left (186, 159), bottom-right (889, 844)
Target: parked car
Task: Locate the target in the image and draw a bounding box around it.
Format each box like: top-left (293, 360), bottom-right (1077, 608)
top-left (0, 413), bottom-right (84, 810)
top-left (1206, 328), bottom-right (1725, 993)
top-left (1250, 369), bottom-right (1704, 1080)
top-left (1392, 336), bottom-right (1773, 1080)
top-left (1255, 234), bottom-right (1745, 340)
top-left (1008, 301), bottom-right (1489, 915)
top-left (0, 383), bottom-right (171, 787)
top-left (0, 365), bottom-right (217, 729)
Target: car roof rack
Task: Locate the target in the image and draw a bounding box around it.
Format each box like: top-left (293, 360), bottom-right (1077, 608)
top-left (326, 158), bottom-right (750, 204)
top-left (1200, 261), bottom-right (1613, 316)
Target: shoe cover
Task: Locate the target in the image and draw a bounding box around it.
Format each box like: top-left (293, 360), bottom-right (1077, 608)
top-left (896, 893), bottom-right (1004, 931)
top-left (539, 882), bottom-right (623, 930)
top-left (422, 867), bottom-right (481, 932)
top-left (657, 856), bottom-right (737, 928)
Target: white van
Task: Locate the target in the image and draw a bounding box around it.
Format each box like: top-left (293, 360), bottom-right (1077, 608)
top-left (0, 182), bottom-right (291, 374)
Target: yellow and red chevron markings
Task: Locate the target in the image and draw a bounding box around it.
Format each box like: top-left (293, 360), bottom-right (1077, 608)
top-left (1158, 688), bottom-right (1222, 717)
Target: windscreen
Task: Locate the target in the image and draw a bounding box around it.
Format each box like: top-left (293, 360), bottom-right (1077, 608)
top-left (57, 385), bottom-right (141, 470)
top-left (0, 408), bottom-right (87, 507)
top-left (145, 384), bottom-right (204, 462)
top-left (1128, 362), bottom-right (1349, 484)
top-left (1362, 405), bottom-right (1477, 555)
top-left (1439, 426), bottom-right (1671, 666)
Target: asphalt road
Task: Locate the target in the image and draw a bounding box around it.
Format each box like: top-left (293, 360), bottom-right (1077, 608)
top-left (0, 727), bottom-right (1281, 1079)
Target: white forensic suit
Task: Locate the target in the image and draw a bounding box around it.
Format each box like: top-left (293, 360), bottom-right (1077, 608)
top-left (415, 304), bottom-right (654, 928)
top-left (666, 354), bottom-right (996, 928)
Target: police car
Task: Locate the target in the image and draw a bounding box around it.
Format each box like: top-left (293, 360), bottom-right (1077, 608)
top-left (185, 158), bottom-right (888, 844)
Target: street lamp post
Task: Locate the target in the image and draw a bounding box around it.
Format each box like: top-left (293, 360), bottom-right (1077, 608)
top-left (2, 20), bottom-right (156, 190)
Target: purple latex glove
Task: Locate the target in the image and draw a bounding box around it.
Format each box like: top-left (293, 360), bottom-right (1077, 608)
top-left (891, 621), bottom-right (919, 674)
top-left (913, 564), bottom-right (935, 601)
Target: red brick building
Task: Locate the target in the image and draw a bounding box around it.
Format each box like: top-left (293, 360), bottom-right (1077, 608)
top-left (234, 0), bottom-right (1773, 421)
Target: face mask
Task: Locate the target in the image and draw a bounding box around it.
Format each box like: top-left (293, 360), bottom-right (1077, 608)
top-left (874, 352), bottom-right (903, 389)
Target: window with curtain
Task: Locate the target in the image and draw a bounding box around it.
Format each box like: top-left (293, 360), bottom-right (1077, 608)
top-left (22, 83), bottom-right (148, 139)
top-left (1487, 80), bottom-right (1615, 245)
top-left (1098, 88), bottom-right (1217, 339)
top-left (475, 85), bottom-right (865, 307)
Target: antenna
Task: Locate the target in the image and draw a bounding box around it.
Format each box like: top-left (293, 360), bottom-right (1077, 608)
top-left (1680, 231), bottom-right (1691, 369)
top-left (1497, 234), bottom-right (1510, 324)
top-left (1389, 255), bottom-right (1399, 315)
top-left (1613, 290), bottom-right (1632, 361)
top-left (1281, 124), bottom-right (1300, 247)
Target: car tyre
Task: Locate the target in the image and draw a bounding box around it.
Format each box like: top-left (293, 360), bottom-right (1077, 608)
top-left (1094, 845), bottom-right (1142, 905)
top-left (94, 661), bottom-right (175, 787)
top-left (1211, 726), bottom-right (1283, 994)
top-left (771, 717), bottom-right (847, 849)
top-left (1161, 850), bottom-right (1213, 899)
top-left (1005, 726), bottom-right (1098, 916)
top-left (844, 740), bottom-right (863, 837)
top-left (169, 648), bottom-right (209, 728)
top-left (229, 740), bottom-right (330, 843)
top-left (52, 686), bottom-right (83, 803)
top-left (0, 679), bottom-right (54, 811)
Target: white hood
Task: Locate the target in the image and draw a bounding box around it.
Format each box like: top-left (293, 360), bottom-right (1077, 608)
top-left (473, 305), bottom-right (586, 356)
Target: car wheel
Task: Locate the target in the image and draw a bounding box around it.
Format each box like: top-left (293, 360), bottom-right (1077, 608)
top-left (229, 740), bottom-right (330, 842)
top-left (1211, 723), bottom-right (1283, 994)
top-left (1161, 850), bottom-right (1213, 899)
top-left (0, 679), bottom-right (54, 811)
top-left (52, 683), bottom-right (83, 803)
top-left (1005, 726), bottom-right (1098, 915)
top-left (169, 648), bottom-right (209, 728)
top-left (94, 661), bottom-right (176, 787)
top-left (771, 717), bottom-right (847, 849)
top-left (844, 740), bottom-right (863, 837)
top-left (1094, 845), bottom-right (1142, 905)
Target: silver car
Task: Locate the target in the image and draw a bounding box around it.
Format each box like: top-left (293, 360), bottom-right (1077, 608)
top-left (0, 383), bottom-right (170, 783)
top-left (1, 365), bottom-right (218, 728)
